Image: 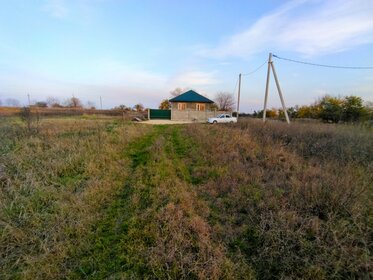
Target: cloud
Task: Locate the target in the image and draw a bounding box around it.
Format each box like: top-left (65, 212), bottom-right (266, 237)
top-left (43, 0), bottom-right (68, 19)
top-left (200, 0), bottom-right (373, 58)
top-left (170, 71), bottom-right (219, 88)
top-left (83, 58), bottom-right (168, 90)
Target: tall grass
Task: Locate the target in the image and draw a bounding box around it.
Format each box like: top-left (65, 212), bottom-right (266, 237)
top-left (182, 120), bottom-right (372, 279)
top-left (0, 117), bottom-right (371, 279)
top-left (0, 117), bottom-right (149, 279)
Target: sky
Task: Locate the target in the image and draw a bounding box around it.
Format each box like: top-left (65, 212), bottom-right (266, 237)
top-left (0, 0), bottom-right (373, 111)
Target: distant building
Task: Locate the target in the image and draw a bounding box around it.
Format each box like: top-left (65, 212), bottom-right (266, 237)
top-left (149, 90), bottom-right (229, 122)
top-left (169, 90), bottom-right (214, 111)
top-left (169, 90), bottom-right (227, 122)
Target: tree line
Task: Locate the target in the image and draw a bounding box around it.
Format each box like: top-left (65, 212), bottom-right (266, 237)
top-left (253, 95), bottom-right (372, 123)
top-left (0, 96), bottom-right (146, 112)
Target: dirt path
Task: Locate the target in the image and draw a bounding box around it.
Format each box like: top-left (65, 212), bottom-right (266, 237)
top-left (140, 119), bottom-right (197, 125)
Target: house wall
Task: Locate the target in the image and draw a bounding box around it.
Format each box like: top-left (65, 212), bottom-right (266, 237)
top-left (170, 102), bottom-right (214, 111)
top-left (171, 109), bottom-right (228, 122)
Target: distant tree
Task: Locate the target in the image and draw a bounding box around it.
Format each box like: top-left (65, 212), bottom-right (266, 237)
top-left (5, 98), bottom-right (20, 107)
top-left (133, 103), bottom-right (144, 112)
top-left (65, 97), bottom-right (83, 108)
top-left (319, 95), bottom-right (343, 123)
top-left (46, 96), bottom-right (61, 107)
top-left (341, 96), bottom-right (366, 122)
top-left (115, 104), bottom-right (133, 111)
top-left (159, 99), bottom-right (171, 110)
top-left (35, 101), bottom-right (48, 107)
top-left (296, 103), bottom-right (321, 119)
top-left (287, 107), bottom-right (298, 118)
top-left (214, 92), bottom-right (235, 111)
top-left (170, 87), bottom-right (187, 97)
top-left (254, 109), bottom-right (277, 118)
top-left (365, 101), bottom-right (373, 121)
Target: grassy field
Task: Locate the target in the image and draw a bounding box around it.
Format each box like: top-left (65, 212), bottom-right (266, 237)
top-left (0, 116), bottom-right (372, 279)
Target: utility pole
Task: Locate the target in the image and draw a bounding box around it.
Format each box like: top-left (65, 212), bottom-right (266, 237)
top-left (271, 60), bottom-right (290, 124)
top-left (27, 93), bottom-right (31, 107)
top-left (237, 73), bottom-right (242, 120)
top-left (100, 96), bottom-right (103, 110)
top-left (263, 52), bottom-right (290, 124)
top-left (263, 53), bottom-right (272, 123)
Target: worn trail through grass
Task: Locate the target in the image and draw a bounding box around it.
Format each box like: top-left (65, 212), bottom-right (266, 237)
top-left (69, 125), bottom-right (242, 279)
top-left (1, 118), bottom-right (371, 279)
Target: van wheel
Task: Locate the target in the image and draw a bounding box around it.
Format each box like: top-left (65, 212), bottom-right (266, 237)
top-left (213, 120), bottom-right (217, 124)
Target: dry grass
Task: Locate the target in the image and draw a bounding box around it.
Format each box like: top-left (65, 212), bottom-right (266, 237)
top-left (0, 117), bottom-right (150, 279)
top-left (182, 119), bottom-right (372, 279)
top-left (0, 116), bottom-right (371, 279)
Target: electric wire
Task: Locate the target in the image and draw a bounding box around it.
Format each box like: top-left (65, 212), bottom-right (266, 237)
top-left (241, 61), bottom-right (268, 76)
top-left (232, 77), bottom-right (239, 95)
top-left (273, 54), bottom-right (373, 69)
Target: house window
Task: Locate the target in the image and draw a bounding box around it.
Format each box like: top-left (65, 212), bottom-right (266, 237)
top-left (196, 103), bottom-right (205, 111)
top-left (178, 103), bottom-right (187, 110)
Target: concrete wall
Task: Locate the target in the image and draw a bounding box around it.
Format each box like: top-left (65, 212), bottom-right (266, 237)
top-left (171, 109), bottom-right (229, 122)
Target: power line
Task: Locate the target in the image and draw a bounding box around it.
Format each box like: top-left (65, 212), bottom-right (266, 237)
top-left (241, 61), bottom-right (267, 76)
top-left (273, 54), bottom-right (373, 69)
top-left (232, 77), bottom-right (239, 95)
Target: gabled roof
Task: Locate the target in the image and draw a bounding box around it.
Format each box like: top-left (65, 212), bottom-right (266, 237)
top-left (169, 90), bottom-right (214, 103)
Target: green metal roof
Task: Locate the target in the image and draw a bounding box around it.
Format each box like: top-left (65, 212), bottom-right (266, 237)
top-left (169, 90), bottom-right (214, 103)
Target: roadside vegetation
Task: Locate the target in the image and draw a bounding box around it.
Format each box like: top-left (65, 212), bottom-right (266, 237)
top-left (0, 116), bottom-right (372, 279)
top-left (252, 95), bottom-right (373, 123)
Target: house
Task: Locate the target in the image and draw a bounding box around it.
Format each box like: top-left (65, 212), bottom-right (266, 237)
top-left (169, 90), bottom-right (214, 111)
top-left (169, 90), bottom-right (228, 122)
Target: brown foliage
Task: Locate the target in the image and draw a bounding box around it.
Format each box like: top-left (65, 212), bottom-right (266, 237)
top-left (182, 120), bottom-right (372, 278)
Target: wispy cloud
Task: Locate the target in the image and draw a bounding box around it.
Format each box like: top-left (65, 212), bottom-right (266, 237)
top-left (43, 0), bottom-right (68, 19)
top-left (200, 0), bottom-right (373, 58)
top-left (170, 71), bottom-right (218, 88)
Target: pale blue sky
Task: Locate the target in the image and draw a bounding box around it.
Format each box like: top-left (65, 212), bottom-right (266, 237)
top-left (1, 0), bottom-right (373, 111)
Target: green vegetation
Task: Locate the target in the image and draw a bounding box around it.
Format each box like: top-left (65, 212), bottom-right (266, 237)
top-left (0, 117), bottom-right (372, 279)
top-left (253, 94), bottom-right (373, 123)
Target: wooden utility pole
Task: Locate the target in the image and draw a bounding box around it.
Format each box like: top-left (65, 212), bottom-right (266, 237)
top-left (237, 73), bottom-right (242, 120)
top-left (263, 52), bottom-right (290, 124)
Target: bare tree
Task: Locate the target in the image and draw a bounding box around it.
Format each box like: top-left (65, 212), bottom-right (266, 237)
top-left (115, 104), bottom-right (128, 110)
top-left (170, 87), bottom-right (188, 97)
top-left (46, 96), bottom-right (61, 107)
top-left (5, 98), bottom-right (20, 107)
top-left (214, 92), bottom-right (235, 111)
top-left (65, 97), bottom-right (83, 108)
top-left (133, 103), bottom-right (144, 112)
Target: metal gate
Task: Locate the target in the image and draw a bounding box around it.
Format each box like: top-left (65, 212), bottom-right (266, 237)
top-left (149, 109), bottom-right (171, 120)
